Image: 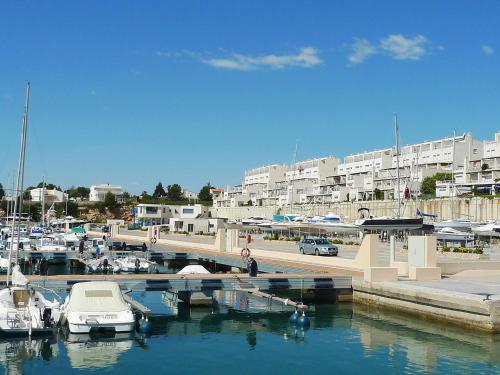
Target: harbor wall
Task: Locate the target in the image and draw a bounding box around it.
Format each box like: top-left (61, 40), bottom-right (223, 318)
top-left (210, 197), bottom-right (500, 222)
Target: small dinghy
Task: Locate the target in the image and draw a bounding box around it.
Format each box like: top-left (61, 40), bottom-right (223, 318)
top-left (114, 256), bottom-right (155, 273)
top-left (62, 281), bottom-right (135, 334)
top-left (0, 266), bottom-right (61, 335)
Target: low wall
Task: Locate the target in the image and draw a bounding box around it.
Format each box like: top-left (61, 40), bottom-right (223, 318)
top-left (353, 279), bottom-right (500, 332)
top-left (211, 197), bottom-right (500, 222)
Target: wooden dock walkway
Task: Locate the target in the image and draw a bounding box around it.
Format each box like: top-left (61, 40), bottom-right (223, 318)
top-left (22, 273), bottom-right (352, 293)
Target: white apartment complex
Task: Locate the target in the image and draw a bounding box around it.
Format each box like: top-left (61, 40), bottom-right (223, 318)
top-left (213, 131), bottom-right (497, 207)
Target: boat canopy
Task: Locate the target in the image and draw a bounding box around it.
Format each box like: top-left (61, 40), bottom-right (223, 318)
top-left (67, 282), bottom-right (128, 313)
top-left (71, 227), bottom-right (86, 233)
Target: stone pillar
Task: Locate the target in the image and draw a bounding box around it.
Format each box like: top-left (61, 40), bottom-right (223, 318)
top-left (214, 228), bottom-right (227, 252)
top-left (356, 234), bottom-right (398, 282)
top-left (408, 235), bottom-right (441, 281)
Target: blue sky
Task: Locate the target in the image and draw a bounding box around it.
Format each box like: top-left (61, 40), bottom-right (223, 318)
top-left (0, 0), bottom-right (498, 194)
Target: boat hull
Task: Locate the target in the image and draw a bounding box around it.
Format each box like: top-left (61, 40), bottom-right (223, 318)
top-left (358, 218), bottom-right (423, 231)
top-left (68, 322), bottom-right (135, 334)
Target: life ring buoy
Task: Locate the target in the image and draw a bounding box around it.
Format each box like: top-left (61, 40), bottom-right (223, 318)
top-left (241, 248), bottom-right (251, 258)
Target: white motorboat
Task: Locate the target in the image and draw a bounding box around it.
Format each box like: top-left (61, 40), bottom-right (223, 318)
top-left (5, 237), bottom-right (32, 251)
top-left (0, 266), bottom-right (61, 335)
top-left (86, 256), bottom-right (120, 273)
top-left (435, 227), bottom-right (475, 242)
top-left (309, 213), bottom-right (359, 234)
top-left (267, 216), bottom-right (311, 231)
top-left (433, 219), bottom-right (479, 231)
top-left (35, 236), bottom-right (67, 252)
top-left (62, 281), bottom-right (135, 333)
top-left (472, 222), bottom-right (500, 238)
top-left (114, 256), bottom-right (155, 273)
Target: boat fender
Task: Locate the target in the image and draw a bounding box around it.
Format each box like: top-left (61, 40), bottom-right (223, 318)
top-left (138, 316), bottom-right (153, 334)
top-left (241, 248), bottom-right (251, 258)
top-left (296, 311), bottom-right (310, 329)
top-left (135, 258), bottom-right (141, 270)
top-left (289, 309), bottom-right (300, 324)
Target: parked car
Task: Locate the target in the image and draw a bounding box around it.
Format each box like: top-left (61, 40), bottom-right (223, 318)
top-left (298, 238), bottom-right (338, 256)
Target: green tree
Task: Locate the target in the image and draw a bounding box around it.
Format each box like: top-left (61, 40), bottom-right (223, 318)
top-left (153, 182), bottom-right (166, 198)
top-left (36, 182), bottom-right (61, 191)
top-left (420, 172), bottom-right (453, 195)
top-left (67, 186), bottom-right (90, 199)
top-left (373, 188), bottom-right (384, 200)
top-left (167, 184), bottom-right (183, 201)
top-left (482, 163), bottom-right (489, 171)
top-left (103, 191), bottom-right (118, 208)
top-left (198, 182), bottom-right (213, 202)
top-left (0, 183), bottom-right (4, 200)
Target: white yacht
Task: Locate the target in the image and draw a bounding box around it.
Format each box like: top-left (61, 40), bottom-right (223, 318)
top-left (435, 227), bottom-right (475, 242)
top-left (0, 266), bottom-right (61, 335)
top-left (308, 213), bottom-right (359, 234)
top-left (35, 236), bottom-right (67, 252)
top-left (62, 281), bottom-right (135, 333)
top-left (114, 256), bottom-right (155, 273)
top-left (433, 219), bottom-right (479, 231)
top-left (5, 237), bottom-right (32, 252)
top-left (472, 222), bottom-right (500, 238)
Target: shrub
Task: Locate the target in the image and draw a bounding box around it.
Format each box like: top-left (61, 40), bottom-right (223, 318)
top-left (331, 239), bottom-right (343, 245)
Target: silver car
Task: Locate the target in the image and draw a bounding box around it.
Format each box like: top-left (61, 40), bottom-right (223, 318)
top-left (299, 238), bottom-right (338, 256)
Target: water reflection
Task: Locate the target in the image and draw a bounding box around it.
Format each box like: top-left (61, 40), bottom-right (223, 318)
top-left (0, 299), bottom-right (499, 374)
top-left (63, 331), bottom-right (135, 370)
top-left (0, 337), bottom-right (58, 375)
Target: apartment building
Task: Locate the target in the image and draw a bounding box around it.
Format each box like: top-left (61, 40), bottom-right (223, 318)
top-left (215, 132), bottom-right (495, 207)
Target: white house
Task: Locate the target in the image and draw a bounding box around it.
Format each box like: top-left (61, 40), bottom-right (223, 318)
top-left (89, 184), bottom-right (124, 203)
top-left (29, 188), bottom-right (67, 203)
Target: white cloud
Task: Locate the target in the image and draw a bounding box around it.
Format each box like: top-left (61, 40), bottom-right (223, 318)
top-left (348, 38), bottom-right (377, 64)
top-left (202, 47), bottom-right (323, 71)
top-left (380, 34), bottom-right (428, 60)
top-left (482, 45), bottom-right (494, 55)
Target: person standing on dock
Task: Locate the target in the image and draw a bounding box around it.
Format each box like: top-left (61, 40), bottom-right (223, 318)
top-left (78, 240), bottom-right (85, 258)
top-left (95, 245), bottom-right (101, 258)
top-left (248, 258), bottom-right (258, 277)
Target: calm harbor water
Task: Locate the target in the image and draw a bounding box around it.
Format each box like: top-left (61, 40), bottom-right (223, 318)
top-left (1, 291), bottom-right (499, 374)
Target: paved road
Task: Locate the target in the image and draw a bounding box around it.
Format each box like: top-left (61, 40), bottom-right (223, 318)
top-left (118, 229), bottom-right (409, 265)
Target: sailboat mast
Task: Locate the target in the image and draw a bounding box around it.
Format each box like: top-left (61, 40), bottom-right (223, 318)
top-left (8, 81), bottom-right (30, 283)
top-left (15, 82), bottom-right (30, 262)
top-left (451, 131), bottom-right (456, 220)
top-left (394, 114), bottom-right (401, 218)
top-left (41, 177), bottom-right (45, 227)
top-left (289, 143), bottom-right (298, 214)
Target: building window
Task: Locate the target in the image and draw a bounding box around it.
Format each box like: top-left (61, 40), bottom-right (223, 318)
top-left (187, 224), bottom-right (194, 232)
